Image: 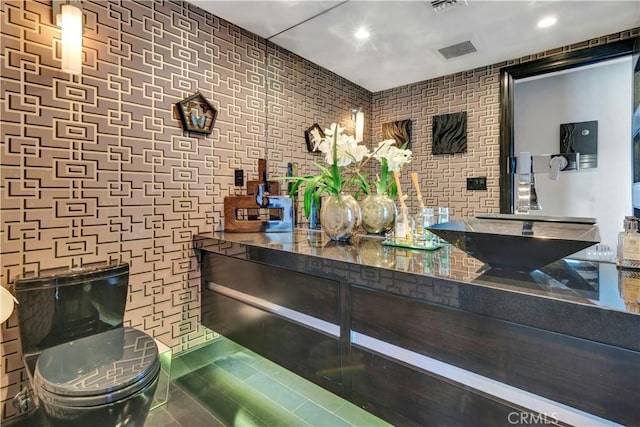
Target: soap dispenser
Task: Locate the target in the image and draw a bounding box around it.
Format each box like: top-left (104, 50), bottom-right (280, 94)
top-left (618, 216), bottom-right (640, 269)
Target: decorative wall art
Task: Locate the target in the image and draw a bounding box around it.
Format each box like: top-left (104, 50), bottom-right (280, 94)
top-left (432, 112), bottom-right (467, 155)
top-left (560, 120), bottom-right (598, 169)
top-left (177, 92), bottom-right (218, 135)
top-left (382, 119), bottom-right (412, 148)
top-left (304, 123), bottom-right (325, 153)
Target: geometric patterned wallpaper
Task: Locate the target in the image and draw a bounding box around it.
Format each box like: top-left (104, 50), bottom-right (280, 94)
top-left (266, 44), bottom-right (372, 194)
top-left (373, 73), bottom-right (502, 218)
top-left (373, 28), bottom-right (639, 220)
top-left (0, 0), bottom-right (369, 422)
top-left (0, 0), bottom-right (636, 422)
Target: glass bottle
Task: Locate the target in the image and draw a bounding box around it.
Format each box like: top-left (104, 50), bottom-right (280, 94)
top-left (414, 207), bottom-right (435, 247)
top-left (618, 216), bottom-right (640, 269)
top-left (395, 207), bottom-right (414, 245)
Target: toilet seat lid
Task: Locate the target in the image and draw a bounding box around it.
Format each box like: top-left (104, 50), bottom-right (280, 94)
top-left (34, 327), bottom-right (160, 405)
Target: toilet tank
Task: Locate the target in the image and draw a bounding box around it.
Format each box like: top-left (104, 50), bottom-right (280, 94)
top-left (14, 262), bottom-right (129, 358)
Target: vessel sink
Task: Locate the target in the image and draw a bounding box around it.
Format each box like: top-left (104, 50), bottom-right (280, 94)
top-left (427, 214), bottom-right (600, 272)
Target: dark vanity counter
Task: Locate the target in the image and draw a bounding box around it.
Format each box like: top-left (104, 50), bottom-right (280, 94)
top-left (194, 229), bottom-right (638, 350)
top-left (194, 230), bottom-right (640, 426)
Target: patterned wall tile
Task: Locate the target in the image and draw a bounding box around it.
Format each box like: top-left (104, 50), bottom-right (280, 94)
top-left (1, 0), bottom-right (259, 420)
top-left (265, 44), bottom-right (372, 224)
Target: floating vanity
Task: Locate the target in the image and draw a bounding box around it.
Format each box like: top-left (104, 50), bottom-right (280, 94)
top-left (194, 230), bottom-right (639, 426)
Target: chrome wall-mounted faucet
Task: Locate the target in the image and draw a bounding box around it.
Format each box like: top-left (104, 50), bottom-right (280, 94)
top-left (511, 152), bottom-right (580, 214)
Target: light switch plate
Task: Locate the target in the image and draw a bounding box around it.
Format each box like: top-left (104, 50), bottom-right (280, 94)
top-left (234, 169), bottom-right (244, 187)
top-left (467, 177), bottom-right (487, 191)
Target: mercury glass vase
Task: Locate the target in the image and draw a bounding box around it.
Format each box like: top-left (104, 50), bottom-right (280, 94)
top-left (320, 193), bottom-right (362, 241)
top-left (360, 193), bottom-right (396, 234)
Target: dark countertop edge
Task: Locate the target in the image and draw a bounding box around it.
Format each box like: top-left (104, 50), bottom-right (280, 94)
top-left (193, 233), bottom-right (640, 352)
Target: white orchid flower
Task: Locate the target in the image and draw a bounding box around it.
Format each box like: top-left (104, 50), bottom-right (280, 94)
top-left (311, 128), bottom-right (323, 151)
top-left (323, 123), bottom-right (344, 139)
top-left (385, 145), bottom-right (413, 172)
top-left (316, 123), bottom-right (370, 167)
top-left (337, 134), bottom-right (369, 166)
top-left (372, 139), bottom-right (396, 160)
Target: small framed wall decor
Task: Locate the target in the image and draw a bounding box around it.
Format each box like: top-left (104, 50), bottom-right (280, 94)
top-left (560, 120), bottom-right (598, 169)
top-left (382, 119), bottom-right (412, 148)
top-left (432, 111), bottom-right (467, 155)
top-left (304, 123), bottom-right (325, 153)
top-left (177, 92), bottom-right (218, 135)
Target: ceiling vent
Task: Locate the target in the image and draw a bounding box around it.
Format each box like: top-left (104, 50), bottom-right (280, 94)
top-left (430, 0), bottom-right (468, 12)
top-left (438, 40), bottom-right (478, 60)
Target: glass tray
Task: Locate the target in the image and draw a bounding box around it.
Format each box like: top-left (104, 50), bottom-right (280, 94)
top-left (382, 240), bottom-right (444, 251)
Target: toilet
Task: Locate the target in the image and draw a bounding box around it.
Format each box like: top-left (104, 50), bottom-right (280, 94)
top-left (14, 262), bottom-right (160, 427)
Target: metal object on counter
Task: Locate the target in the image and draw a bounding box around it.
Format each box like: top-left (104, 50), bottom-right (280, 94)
top-left (224, 159), bottom-right (293, 232)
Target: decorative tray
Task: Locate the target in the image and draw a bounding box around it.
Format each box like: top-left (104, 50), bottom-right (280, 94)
top-left (382, 241), bottom-right (444, 251)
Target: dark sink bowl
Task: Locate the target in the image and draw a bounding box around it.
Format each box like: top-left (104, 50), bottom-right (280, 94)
top-left (427, 215), bottom-right (600, 272)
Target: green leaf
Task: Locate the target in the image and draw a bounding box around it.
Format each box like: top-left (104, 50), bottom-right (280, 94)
top-left (313, 162), bottom-right (332, 177)
top-left (354, 170), bottom-right (371, 195)
top-left (303, 175), bottom-right (323, 218)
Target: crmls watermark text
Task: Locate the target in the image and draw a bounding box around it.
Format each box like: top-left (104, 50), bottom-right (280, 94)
top-left (508, 411), bottom-right (560, 425)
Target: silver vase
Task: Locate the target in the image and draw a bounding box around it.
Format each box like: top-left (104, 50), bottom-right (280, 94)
top-left (320, 193), bottom-right (362, 241)
top-left (360, 193), bottom-right (396, 234)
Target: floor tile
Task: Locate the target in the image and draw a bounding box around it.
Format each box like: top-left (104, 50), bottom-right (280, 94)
top-left (267, 369), bottom-right (345, 413)
top-left (334, 402), bottom-right (392, 427)
top-left (164, 384), bottom-right (226, 427)
top-left (171, 344), bottom-right (219, 380)
top-left (250, 354), bottom-right (292, 377)
top-left (144, 407), bottom-right (181, 427)
top-left (214, 354), bottom-right (259, 381)
top-left (195, 364), bottom-right (313, 427)
top-left (244, 372), bottom-right (308, 411)
top-left (293, 401), bottom-right (353, 427)
top-left (176, 367), bottom-right (268, 427)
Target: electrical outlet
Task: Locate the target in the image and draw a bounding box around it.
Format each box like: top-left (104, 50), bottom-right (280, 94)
top-left (234, 169), bottom-right (244, 187)
top-left (467, 176), bottom-right (487, 191)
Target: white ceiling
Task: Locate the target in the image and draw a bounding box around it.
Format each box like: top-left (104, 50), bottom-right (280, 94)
top-left (188, 0), bottom-right (639, 92)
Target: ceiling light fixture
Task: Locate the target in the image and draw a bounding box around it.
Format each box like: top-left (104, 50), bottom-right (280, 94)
top-left (537, 16), bottom-right (557, 29)
top-left (354, 27), bottom-right (370, 40)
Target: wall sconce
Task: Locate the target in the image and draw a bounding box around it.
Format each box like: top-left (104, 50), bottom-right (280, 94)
top-left (53, 0), bottom-right (83, 75)
top-left (351, 107), bottom-right (364, 142)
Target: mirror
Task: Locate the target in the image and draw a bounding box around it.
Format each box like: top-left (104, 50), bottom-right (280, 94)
top-left (244, 3), bottom-right (637, 228)
top-left (499, 39), bottom-right (636, 248)
top-left (633, 37), bottom-right (640, 218)
top-left (264, 41), bottom-right (372, 224)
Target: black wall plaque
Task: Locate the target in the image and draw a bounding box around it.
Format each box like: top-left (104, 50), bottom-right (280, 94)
top-left (560, 120), bottom-right (598, 169)
top-left (432, 112), bottom-right (467, 155)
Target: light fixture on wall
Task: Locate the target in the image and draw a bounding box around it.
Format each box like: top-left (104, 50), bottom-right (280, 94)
top-left (351, 107), bottom-right (364, 142)
top-left (53, 0), bottom-right (83, 75)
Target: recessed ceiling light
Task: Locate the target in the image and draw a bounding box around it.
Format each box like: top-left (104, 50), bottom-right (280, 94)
top-left (354, 27), bottom-right (370, 40)
top-left (537, 16), bottom-right (557, 29)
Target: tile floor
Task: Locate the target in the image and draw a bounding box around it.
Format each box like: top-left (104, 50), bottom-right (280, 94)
top-left (145, 337), bottom-right (389, 427)
top-left (7, 337), bottom-right (389, 427)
